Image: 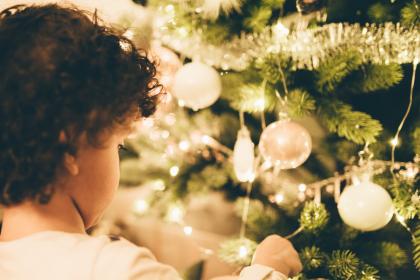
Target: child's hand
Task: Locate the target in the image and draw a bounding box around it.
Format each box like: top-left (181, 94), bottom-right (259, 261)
top-left (252, 235), bottom-right (302, 277)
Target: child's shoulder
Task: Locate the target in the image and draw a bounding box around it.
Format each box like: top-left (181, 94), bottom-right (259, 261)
top-left (0, 231), bottom-right (180, 280)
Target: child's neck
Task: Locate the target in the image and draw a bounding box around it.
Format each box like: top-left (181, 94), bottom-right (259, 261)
top-left (0, 189), bottom-right (86, 241)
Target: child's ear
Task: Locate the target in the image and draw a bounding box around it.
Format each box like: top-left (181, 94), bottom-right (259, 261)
top-left (59, 130), bottom-right (79, 176)
top-left (63, 153), bottom-right (79, 176)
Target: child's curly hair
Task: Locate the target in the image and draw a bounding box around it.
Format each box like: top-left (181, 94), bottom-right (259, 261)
top-left (0, 4), bottom-right (162, 206)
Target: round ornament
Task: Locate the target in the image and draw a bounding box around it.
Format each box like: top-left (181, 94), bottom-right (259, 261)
top-left (337, 180), bottom-right (394, 231)
top-left (233, 127), bottom-right (255, 182)
top-left (172, 62), bottom-right (222, 110)
top-left (258, 120), bottom-right (312, 169)
top-left (151, 45), bottom-right (182, 89)
top-left (296, 0), bottom-right (326, 15)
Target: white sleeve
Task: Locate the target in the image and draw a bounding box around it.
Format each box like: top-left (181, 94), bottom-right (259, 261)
top-left (239, 264), bottom-right (288, 280)
top-left (93, 238), bottom-right (182, 280)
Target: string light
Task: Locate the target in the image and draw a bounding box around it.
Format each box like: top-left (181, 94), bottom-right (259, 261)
top-left (183, 226), bottom-right (193, 236)
top-left (238, 245), bottom-right (248, 258)
top-left (201, 135), bottom-right (212, 145)
top-left (253, 98), bottom-right (265, 111)
top-left (274, 192), bottom-right (285, 204)
top-left (166, 204), bottom-right (184, 223)
top-left (389, 137), bottom-right (400, 147)
top-left (169, 166), bottom-right (180, 177)
top-left (298, 183), bottom-right (307, 192)
top-left (164, 4), bottom-right (175, 14)
top-left (178, 140), bottom-right (191, 151)
top-left (133, 199), bottom-right (149, 215)
top-left (178, 100), bottom-right (185, 107)
top-left (395, 213), bottom-right (406, 224)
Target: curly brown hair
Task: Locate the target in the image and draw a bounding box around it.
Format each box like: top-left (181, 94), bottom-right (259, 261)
top-left (0, 4), bottom-right (162, 206)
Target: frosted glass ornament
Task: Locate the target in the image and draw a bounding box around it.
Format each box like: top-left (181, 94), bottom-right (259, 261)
top-left (338, 180), bottom-right (394, 231)
top-left (258, 120), bottom-right (312, 169)
top-left (172, 62), bottom-right (222, 110)
top-left (233, 127), bottom-right (255, 182)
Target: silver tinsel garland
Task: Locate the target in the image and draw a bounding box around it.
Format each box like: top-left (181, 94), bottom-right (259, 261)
top-left (153, 6), bottom-right (420, 71)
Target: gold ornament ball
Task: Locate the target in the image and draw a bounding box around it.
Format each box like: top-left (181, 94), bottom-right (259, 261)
top-left (258, 120), bottom-right (312, 169)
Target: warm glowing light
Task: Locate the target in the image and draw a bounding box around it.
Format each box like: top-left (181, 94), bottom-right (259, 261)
top-left (274, 193), bottom-right (285, 204)
top-left (254, 98), bottom-right (265, 111)
top-left (272, 21), bottom-right (289, 39)
top-left (165, 4), bottom-right (175, 13)
top-left (183, 226), bottom-right (193, 236)
top-left (133, 199), bottom-right (149, 215)
top-left (395, 213), bottom-right (405, 224)
top-left (167, 205), bottom-right (184, 223)
top-left (390, 137), bottom-right (399, 147)
top-left (201, 135), bottom-right (212, 145)
top-left (238, 245), bottom-right (248, 258)
top-left (179, 140), bottom-right (191, 151)
top-left (178, 100), bottom-right (185, 107)
top-left (298, 183), bottom-right (307, 192)
top-left (170, 166), bottom-right (180, 177)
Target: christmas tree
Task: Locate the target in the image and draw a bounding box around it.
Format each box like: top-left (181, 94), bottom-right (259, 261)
top-left (112, 0), bottom-right (419, 279)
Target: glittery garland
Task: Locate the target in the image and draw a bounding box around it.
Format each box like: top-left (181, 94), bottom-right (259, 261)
top-left (153, 8), bottom-right (420, 71)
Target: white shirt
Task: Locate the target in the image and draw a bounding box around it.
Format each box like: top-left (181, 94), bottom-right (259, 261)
top-left (0, 231), bottom-right (287, 280)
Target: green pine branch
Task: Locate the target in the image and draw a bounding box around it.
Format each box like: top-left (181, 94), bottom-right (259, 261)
top-left (244, 6), bottom-right (272, 32)
top-left (300, 246), bottom-right (326, 271)
top-left (221, 71), bottom-right (278, 112)
top-left (316, 50), bottom-right (363, 93)
top-left (401, 0), bottom-right (420, 26)
top-left (412, 126), bottom-right (420, 154)
top-left (359, 263), bottom-right (380, 280)
top-left (347, 63), bottom-right (403, 93)
top-left (390, 178), bottom-right (419, 220)
top-left (285, 89), bottom-right (316, 118)
top-left (299, 201), bottom-right (329, 233)
top-left (367, 3), bottom-right (394, 23)
top-left (327, 250), bottom-right (360, 279)
top-left (371, 242), bottom-right (408, 272)
top-left (318, 99), bottom-right (383, 144)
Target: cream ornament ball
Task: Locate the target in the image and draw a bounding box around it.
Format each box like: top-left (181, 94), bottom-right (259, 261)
top-left (258, 120), bottom-right (312, 169)
top-left (338, 180), bottom-right (394, 231)
top-left (171, 62), bottom-right (222, 110)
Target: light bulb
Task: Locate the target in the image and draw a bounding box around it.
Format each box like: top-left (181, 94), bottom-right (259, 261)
top-left (170, 166), bottom-right (180, 177)
top-left (183, 226), bottom-right (193, 236)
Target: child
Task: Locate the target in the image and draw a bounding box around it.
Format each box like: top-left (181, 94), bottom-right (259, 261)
top-left (0, 4), bottom-right (302, 279)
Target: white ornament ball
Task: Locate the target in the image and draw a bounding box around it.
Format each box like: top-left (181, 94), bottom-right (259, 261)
top-left (258, 120), bottom-right (312, 169)
top-left (233, 127), bottom-right (255, 182)
top-left (338, 181), bottom-right (394, 231)
top-left (172, 62), bottom-right (222, 110)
